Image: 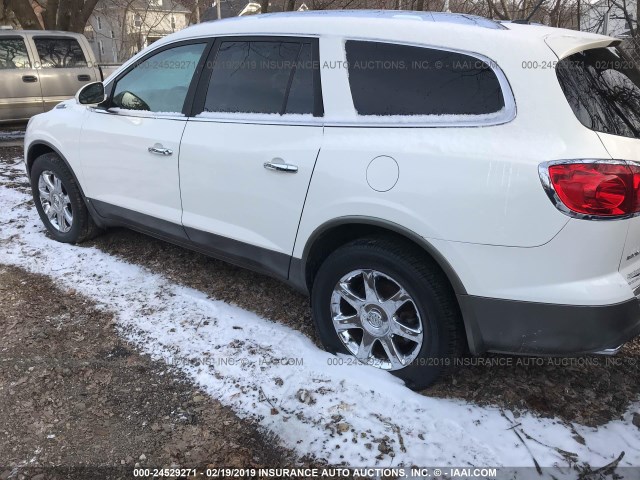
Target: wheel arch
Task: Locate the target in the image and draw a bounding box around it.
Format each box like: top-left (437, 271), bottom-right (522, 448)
top-left (26, 140), bottom-right (106, 228)
top-left (293, 217), bottom-right (467, 296)
top-left (27, 141), bottom-right (64, 173)
top-left (292, 217), bottom-right (485, 354)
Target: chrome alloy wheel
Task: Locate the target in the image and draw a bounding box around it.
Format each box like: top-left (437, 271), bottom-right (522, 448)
top-left (330, 269), bottom-right (424, 370)
top-left (38, 170), bottom-right (73, 233)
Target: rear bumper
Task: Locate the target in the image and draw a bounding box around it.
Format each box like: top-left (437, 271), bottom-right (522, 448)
top-left (458, 294), bottom-right (640, 355)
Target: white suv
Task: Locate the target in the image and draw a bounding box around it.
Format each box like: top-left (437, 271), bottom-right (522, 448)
top-left (24, 11), bottom-right (640, 388)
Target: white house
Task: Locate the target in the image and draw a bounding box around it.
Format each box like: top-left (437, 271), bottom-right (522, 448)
top-left (582, 0), bottom-right (637, 37)
top-left (85, 0), bottom-right (191, 63)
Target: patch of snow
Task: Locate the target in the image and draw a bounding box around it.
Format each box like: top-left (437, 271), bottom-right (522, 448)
top-left (354, 107), bottom-right (508, 124)
top-left (0, 130), bottom-right (25, 140)
top-left (108, 108), bottom-right (185, 118)
top-left (0, 164), bottom-right (638, 473)
top-left (195, 111), bottom-right (317, 123)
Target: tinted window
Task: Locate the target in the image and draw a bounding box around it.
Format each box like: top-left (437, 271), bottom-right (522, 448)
top-left (557, 47), bottom-right (640, 139)
top-left (112, 43), bottom-right (206, 114)
top-left (34, 37), bottom-right (87, 68)
top-left (204, 40), bottom-right (315, 115)
top-left (284, 43), bottom-right (315, 115)
top-left (345, 41), bottom-right (505, 116)
top-left (0, 38), bottom-right (31, 69)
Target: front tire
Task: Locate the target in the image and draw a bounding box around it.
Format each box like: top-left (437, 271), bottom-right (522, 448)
top-left (311, 236), bottom-right (465, 389)
top-left (30, 153), bottom-right (100, 244)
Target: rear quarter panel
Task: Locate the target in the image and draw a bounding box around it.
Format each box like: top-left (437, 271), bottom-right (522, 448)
top-left (598, 133), bottom-right (640, 294)
top-left (294, 40), bottom-right (612, 255)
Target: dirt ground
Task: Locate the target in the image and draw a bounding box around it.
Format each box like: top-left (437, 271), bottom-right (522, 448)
top-left (0, 264), bottom-right (311, 479)
top-left (2, 140), bottom-right (640, 439)
top-left (86, 218), bottom-right (640, 427)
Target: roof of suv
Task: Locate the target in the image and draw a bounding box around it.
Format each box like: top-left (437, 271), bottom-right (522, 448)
top-left (164, 10), bottom-right (615, 60)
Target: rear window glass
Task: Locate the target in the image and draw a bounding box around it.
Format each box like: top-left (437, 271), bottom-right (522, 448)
top-left (556, 46), bottom-right (640, 139)
top-left (344, 40), bottom-right (505, 117)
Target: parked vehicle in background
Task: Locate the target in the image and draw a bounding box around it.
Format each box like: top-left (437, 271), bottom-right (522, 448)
top-left (24, 11), bottom-right (640, 389)
top-left (0, 30), bottom-right (119, 123)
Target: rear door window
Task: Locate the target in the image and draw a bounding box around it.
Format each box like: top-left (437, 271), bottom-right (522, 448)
top-left (202, 38), bottom-right (320, 116)
top-left (345, 40), bottom-right (505, 117)
top-left (33, 37), bottom-right (88, 68)
top-left (284, 43), bottom-right (315, 115)
top-left (556, 46), bottom-right (640, 139)
top-left (0, 38), bottom-right (31, 69)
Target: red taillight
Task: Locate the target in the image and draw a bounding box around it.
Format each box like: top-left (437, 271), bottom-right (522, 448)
top-left (545, 162), bottom-right (640, 217)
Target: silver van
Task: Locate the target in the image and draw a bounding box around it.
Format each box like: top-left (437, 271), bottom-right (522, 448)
top-left (0, 30), bottom-right (116, 123)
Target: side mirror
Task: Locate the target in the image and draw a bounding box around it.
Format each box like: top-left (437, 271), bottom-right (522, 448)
top-left (76, 82), bottom-right (106, 105)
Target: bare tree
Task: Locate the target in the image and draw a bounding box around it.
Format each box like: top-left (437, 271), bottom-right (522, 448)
top-left (581, 0), bottom-right (639, 59)
top-left (1, 0), bottom-right (100, 32)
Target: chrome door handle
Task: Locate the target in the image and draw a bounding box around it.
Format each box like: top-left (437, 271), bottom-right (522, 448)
top-left (263, 160), bottom-right (298, 173)
top-left (148, 144), bottom-right (173, 156)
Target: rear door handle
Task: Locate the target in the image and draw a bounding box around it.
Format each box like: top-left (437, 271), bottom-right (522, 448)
top-left (22, 75), bottom-right (38, 83)
top-left (77, 74), bottom-right (91, 81)
top-left (264, 160), bottom-right (298, 173)
top-left (148, 144), bottom-right (173, 156)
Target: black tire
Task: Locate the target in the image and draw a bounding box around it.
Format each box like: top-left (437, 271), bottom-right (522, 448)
top-left (30, 152), bottom-right (101, 244)
top-left (311, 236), bottom-right (466, 390)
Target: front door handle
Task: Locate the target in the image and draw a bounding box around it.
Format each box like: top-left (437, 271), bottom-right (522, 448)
top-left (264, 160), bottom-right (298, 173)
top-left (148, 144), bottom-right (173, 156)
top-left (77, 74), bottom-right (91, 81)
top-left (22, 75), bottom-right (38, 83)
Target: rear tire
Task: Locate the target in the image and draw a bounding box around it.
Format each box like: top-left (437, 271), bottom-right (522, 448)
top-left (311, 236), bottom-right (465, 389)
top-left (30, 152), bottom-right (101, 244)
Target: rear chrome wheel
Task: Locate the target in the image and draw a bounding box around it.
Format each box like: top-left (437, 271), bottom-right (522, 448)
top-left (312, 236), bottom-right (466, 389)
top-left (331, 269), bottom-right (424, 370)
top-left (38, 170), bottom-right (73, 233)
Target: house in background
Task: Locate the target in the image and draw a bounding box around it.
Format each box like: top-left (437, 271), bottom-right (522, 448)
top-left (200, 0), bottom-right (307, 20)
top-left (85, 0), bottom-right (191, 63)
top-left (581, 0), bottom-right (637, 38)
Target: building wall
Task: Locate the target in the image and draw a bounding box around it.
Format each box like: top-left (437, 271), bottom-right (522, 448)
top-left (86, 0), bottom-right (190, 64)
top-left (582, 0), bottom-right (637, 37)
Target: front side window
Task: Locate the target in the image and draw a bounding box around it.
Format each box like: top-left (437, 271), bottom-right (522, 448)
top-left (345, 40), bottom-right (505, 117)
top-left (0, 38), bottom-right (31, 69)
top-left (111, 42), bottom-right (206, 114)
top-left (203, 39), bottom-right (317, 116)
top-left (34, 37), bottom-right (88, 68)
top-left (557, 46), bottom-right (640, 139)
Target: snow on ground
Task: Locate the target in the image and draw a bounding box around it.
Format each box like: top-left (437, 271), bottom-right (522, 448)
top-left (1, 158), bottom-right (639, 477)
top-left (0, 130), bottom-right (25, 141)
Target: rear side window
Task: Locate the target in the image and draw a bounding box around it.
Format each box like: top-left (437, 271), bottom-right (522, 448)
top-left (345, 40), bottom-right (505, 117)
top-left (203, 39), bottom-right (318, 116)
top-left (33, 37), bottom-right (88, 68)
top-left (556, 47), bottom-right (640, 139)
top-left (0, 38), bottom-right (31, 69)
